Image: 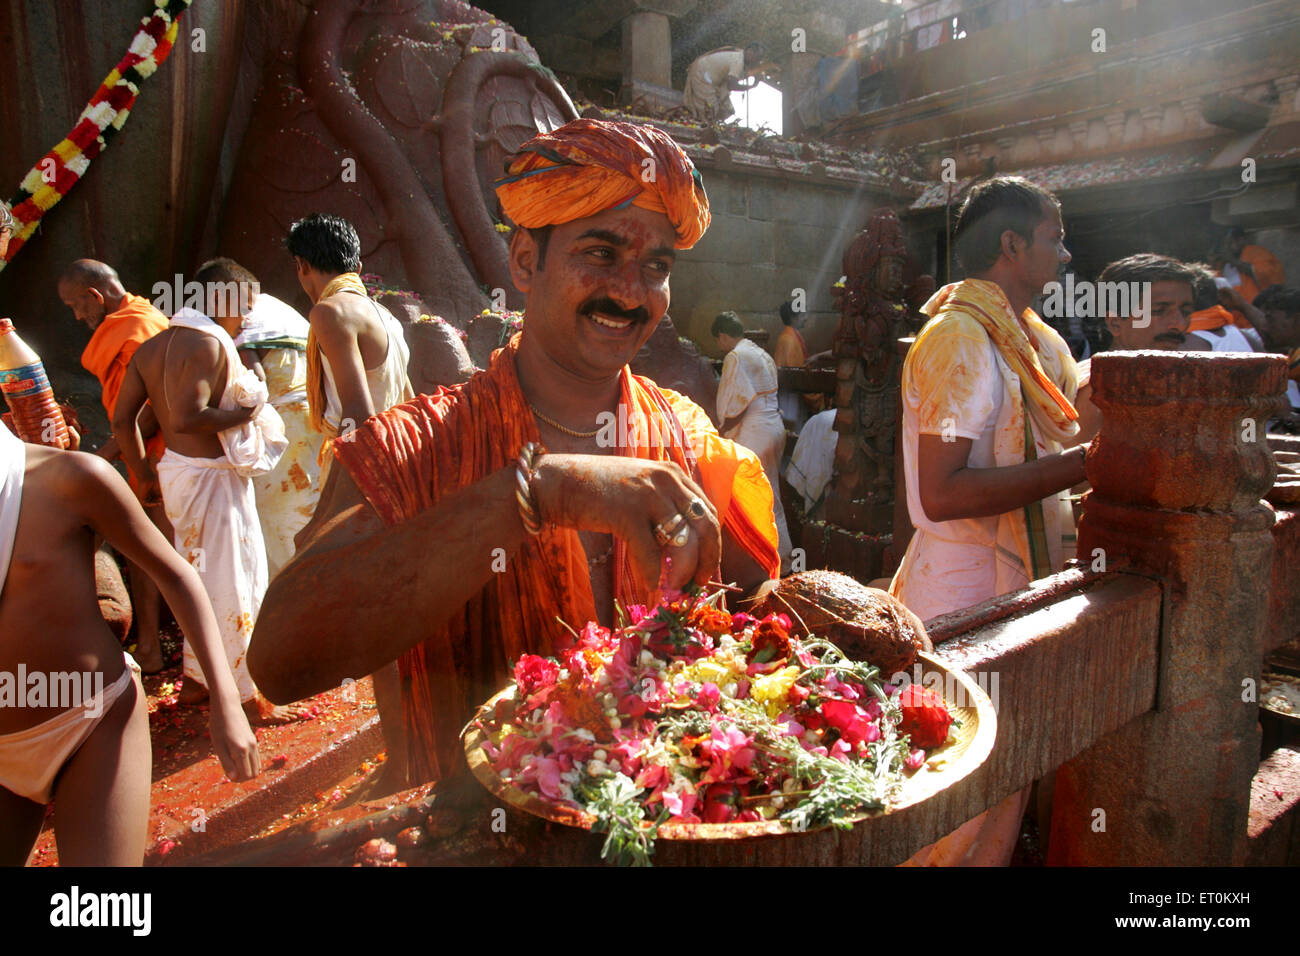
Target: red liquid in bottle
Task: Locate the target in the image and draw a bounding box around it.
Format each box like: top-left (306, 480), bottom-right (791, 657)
top-left (0, 318), bottom-right (70, 448)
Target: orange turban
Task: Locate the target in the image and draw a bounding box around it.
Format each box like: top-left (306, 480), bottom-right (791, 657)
top-left (494, 119), bottom-right (710, 250)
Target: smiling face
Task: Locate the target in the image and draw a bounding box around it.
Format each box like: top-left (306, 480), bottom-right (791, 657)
top-left (1105, 280), bottom-right (1194, 351)
top-left (509, 204), bottom-right (676, 382)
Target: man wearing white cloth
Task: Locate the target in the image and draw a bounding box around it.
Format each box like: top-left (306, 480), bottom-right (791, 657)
top-left (712, 311), bottom-right (791, 570)
top-left (114, 272), bottom-right (307, 724)
top-left (215, 259), bottom-right (326, 578)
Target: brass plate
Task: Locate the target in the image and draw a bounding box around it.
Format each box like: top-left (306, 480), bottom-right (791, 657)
top-left (463, 651), bottom-right (997, 841)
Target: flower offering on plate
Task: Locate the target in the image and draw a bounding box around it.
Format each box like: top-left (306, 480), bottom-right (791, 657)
top-left (465, 586), bottom-right (978, 865)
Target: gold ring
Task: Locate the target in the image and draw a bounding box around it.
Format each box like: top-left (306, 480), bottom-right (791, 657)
top-left (686, 496), bottom-right (707, 520)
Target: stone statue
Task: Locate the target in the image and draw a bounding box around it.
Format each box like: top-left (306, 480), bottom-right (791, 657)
top-left (0, 0), bottom-right (578, 433)
top-left (826, 208), bottom-right (932, 545)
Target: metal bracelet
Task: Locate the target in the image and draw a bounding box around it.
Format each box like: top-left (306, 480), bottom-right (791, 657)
top-left (515, 441), bottom-right (543, 535)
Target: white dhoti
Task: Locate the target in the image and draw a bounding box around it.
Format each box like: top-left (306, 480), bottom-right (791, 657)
top-left (157, 450), bottom-right (264, 702)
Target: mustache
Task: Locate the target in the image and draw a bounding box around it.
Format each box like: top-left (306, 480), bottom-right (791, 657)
top-left (579, 296), bottom-right (650, 325)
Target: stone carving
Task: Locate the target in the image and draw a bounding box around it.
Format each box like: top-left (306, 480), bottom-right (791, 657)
top-left (827, 208), bottom-right (925, 530)
top-left (218, 0), bottom-right (578, 330)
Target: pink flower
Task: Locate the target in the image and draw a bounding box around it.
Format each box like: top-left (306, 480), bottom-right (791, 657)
top-left (521, 755), bottom-right (564, 801)
top-left (619, 693), bottom-right (650, 719)
top-left (823, 672), bottom-right (860, 700)
top-left (662, 789), bottom-right (698, 819)
top-left (905, 748), bottom-right (926, 771)
top-left (694, 682), bottom-right (721, 712)
top-left (636, 763), bottom-right (670, 793)
top-left (777, 713), bottom-right (805, 737)
top-left (729, 612), bottom-right (754, 633)
top-left (829, 738), bottom-right (852, 762)
top-left (701, 724), bottom-right (757, 783)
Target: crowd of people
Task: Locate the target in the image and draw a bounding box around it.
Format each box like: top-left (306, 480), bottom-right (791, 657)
top-left (1, 116), bottom-right (1297, 867)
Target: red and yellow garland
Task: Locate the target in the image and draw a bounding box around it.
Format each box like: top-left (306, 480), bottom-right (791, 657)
top-left (0, 0), bottom-right (193, 272)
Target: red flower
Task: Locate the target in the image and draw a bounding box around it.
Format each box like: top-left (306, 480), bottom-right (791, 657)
top-left (747, 614), bottom-right (792, 664)
top-left (897, 684), bottom-right (953, 749)
top-left (513, 654), bottom-right (560, 695)
top-left (821, 699), bottom-right (878, 747)
top-left (701, 783), bottom-right (740, 823)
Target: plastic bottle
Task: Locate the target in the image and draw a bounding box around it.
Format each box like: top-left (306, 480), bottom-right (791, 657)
top-left (0, 318), bottom-right (70, 448)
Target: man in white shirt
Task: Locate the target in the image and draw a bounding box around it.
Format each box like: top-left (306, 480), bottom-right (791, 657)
top-left (713, 311), bottom-right (791, 569)
top-left (683, 44), bottom-right (764, 124)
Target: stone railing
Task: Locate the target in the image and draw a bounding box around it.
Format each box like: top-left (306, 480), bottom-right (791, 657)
top-left (918, 350), bottom-right (1297, 866)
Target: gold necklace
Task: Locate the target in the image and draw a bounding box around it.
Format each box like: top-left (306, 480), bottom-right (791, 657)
top-left (528, 402), bottom-right (602, 439)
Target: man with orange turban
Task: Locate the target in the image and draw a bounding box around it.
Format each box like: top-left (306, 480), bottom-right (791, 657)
top-left (250, 119), bottom-right (780, 787)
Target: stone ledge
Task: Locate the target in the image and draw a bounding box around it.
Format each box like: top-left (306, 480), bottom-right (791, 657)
top-left (1247, 746), bottom-right (1300, 865)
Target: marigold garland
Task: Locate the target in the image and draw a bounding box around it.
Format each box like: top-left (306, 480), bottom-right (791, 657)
top-left (0, 0), bottom-right (193, 272)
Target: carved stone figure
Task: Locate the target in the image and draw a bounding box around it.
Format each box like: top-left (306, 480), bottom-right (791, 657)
top-left (826, 208), bottom-right (931, 537)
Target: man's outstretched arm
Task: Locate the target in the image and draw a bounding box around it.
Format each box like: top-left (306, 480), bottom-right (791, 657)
top-left (916, 433), bottom-right (1087, 524)
top-left (250, 453), bottom-right (724, 704)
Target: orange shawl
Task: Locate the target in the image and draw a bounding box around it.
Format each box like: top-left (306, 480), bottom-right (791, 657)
top-left (773, 326), bottom-right (808, 367)
top-left (332, 338), bottom-right (779, 782)
top-left (1189, 304), bottom-right (1234, 333)
top-left (81, 292), bottom-right (167, 473)
top-left (81, 293), bottom-right (168, 416)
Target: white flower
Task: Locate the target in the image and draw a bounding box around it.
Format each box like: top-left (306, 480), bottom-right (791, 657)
top-left (111, 106), bottom-right (132, 131)
top-left (135, 57), bottom-right (158, 79)
top-left (129, 31), bottom-right (158, 60)
top-left (85, 102), bottom-right (116, 129)
top-left (66, 154), bottom-right (90, 178)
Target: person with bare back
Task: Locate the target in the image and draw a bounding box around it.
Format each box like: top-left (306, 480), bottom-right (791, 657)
top-left (285, 213), bottom-right (414, 784)
top-left (112, 259), bottom-right (307, 724)
top-left (0, 425), bottom-right (259, 865)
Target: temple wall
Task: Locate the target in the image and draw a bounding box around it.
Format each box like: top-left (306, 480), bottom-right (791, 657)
top-left (674, 166), bottom-right (891, 360)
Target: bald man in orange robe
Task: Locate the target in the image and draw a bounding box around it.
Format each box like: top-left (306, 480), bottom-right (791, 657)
top-left (59, 260), bottom-right (170, 671)
top-left (250, 120), bottom-right (780, 786)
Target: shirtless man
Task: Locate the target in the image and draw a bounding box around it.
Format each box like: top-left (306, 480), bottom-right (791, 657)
top-left (285, 213), bottom-right (411, 465)
top-left (0, 428), bottom-right (258, 866)
top-left (285, 213), bottom-right (412, 783)
top-left (112, 265), bottom-right (306, 724)
top-left (58, 258), bottom-right (170, 672)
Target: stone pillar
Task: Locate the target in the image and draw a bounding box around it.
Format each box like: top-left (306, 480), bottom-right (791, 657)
top-left (1049, 352), bottom-right (1288, 865)
top-left (619, 2), bottom-right (696, 112)
top-left (622, 11), bottom-right (671, 90)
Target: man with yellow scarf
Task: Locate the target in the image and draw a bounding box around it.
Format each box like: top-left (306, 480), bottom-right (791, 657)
top-left (891, 176), bottom-right (1086, 865)
top-left (285, 212), bottom-right (414, 782)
